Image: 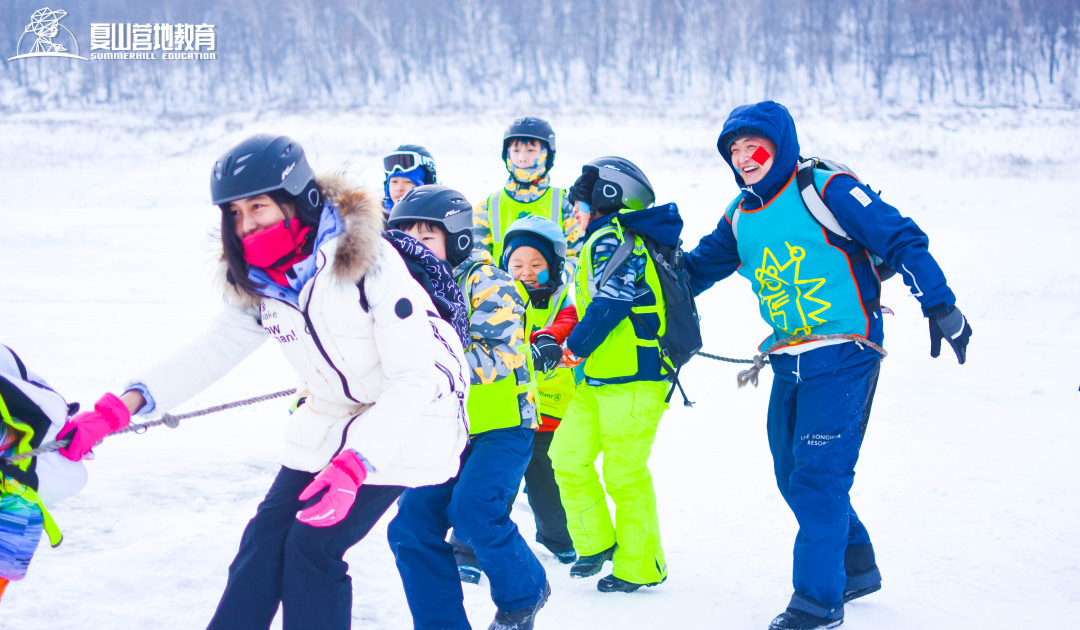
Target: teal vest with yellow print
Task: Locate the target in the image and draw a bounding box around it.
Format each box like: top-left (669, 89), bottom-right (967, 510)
top-left (527, 285), bottom-right (577, 423)
top-left (458, 261), bottom-right (539, 435)
top-left (574, 217), bottom-right (667, 381)
top-left (729, 169), bottom-right (871, 349)
top-left (486, 187), bottom-right (565, 264)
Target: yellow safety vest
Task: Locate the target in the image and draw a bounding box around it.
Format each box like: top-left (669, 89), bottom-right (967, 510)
top-left (574, 218), bottom-right (667, 381)
top-left (486, 187), bottom-right (565, 264)
top-left (526, 285), bottom-right (578, 423)
top-left (459, 262), bottom-right (539, 435)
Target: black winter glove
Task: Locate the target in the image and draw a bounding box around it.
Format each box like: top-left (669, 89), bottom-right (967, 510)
top-left (929, 305), bottom-right (972, 364)
top-left (531, 334), bottom-right (563, 373)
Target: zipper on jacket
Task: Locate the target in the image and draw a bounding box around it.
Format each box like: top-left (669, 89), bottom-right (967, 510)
top-left (271, 252), bottom-right (361, 405)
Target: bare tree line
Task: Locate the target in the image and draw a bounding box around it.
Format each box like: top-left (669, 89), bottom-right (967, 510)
top-left (2, 0), bottom-right (1077, 113)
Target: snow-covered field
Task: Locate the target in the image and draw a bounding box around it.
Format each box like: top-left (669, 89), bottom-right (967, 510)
top-left (1, 104), bottom-right (1077, 629)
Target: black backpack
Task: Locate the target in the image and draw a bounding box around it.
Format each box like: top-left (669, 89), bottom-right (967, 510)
top-left (794, 157), bottom-right (897, 281)
top-left (359, 230), bottom-right (470, 348)
top-left (599, 228), bottom-right (703, 406)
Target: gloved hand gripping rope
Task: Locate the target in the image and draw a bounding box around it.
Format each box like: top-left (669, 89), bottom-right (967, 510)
top-left (1, 388), bottom-right (300, 465)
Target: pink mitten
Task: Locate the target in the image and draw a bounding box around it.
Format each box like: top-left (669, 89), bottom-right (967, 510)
top-left (295, 450), bottom-right (368, 527)
top-left (57, 393), bottom-right (132, 461)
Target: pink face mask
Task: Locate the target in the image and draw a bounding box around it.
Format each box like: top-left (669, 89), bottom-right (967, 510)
top-left (241, 219), bottom-right (312, 269)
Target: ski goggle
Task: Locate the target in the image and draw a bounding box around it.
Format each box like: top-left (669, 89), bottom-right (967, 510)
top-left (383, 151), bottom-right (434, 176)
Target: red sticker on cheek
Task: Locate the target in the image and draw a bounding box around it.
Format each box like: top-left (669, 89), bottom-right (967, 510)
top-left (751, 146), bottom-right (772, 166)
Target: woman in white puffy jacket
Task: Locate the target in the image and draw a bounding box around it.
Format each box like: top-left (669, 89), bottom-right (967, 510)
top-left (58, 134), bottom-right (470, 630)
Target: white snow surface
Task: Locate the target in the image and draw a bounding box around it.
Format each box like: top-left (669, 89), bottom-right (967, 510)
top-left (1, 105), bottom-right (1078, 629)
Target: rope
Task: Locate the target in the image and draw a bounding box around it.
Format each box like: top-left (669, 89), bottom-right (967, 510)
top-left (694, 334), bottom-right (888, 389)
top-left (3, 388), bottom-right (299, 464)
top-left (734, 334), bottom-right (887, 388)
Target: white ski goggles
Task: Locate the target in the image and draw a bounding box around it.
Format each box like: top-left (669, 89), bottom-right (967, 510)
top-left (383, 151), bottom-right (434, 176)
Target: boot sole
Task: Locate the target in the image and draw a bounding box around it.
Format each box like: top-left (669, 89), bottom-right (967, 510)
top-left (842, 582), bottom-right (881, 603)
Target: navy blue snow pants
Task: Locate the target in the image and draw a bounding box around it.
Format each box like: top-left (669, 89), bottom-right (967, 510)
top-left (207, 466), bottom-right (404, 630)
top-left (767, 342), bottom-right (881, 619)
top-left (387, 426), bottom-right (547, 630)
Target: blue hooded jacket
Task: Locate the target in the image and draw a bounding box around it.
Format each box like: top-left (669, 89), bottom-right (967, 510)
top-left (567, 203), bottom-right (683, 383)
top-left (685, 101), bottom-right (957, 331)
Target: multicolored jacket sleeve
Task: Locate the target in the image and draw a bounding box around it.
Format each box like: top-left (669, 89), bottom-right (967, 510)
top-left (566, 232), bottom-right (646, 358)
top-left (472, 198), bottom-right (495, 258)
top-left (462, 263), bottom-right (529, 386)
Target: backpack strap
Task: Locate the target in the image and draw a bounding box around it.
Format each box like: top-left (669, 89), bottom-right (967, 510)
top-left (796, 159), bottom-right (851, 240)
top-left (725, 198), bottom-right (743, 240)
top-left (595, 231), bottom-right (636, 295)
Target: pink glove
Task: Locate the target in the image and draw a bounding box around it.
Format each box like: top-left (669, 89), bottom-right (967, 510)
top-left (296, 450), bottom-right (368, 527)
top-left (57, 393), bottom-right (132, 461)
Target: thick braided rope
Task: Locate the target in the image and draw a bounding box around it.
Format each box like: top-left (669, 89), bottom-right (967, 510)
top-left (3, 388), bottom-right (299, 464)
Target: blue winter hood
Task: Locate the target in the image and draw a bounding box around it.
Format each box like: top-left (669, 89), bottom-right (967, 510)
top-left (585, 203), bottom-right (684, 247)
top-left (717, 101), bottom-right (800, 208)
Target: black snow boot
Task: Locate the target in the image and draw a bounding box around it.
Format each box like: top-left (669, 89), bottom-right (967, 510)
top-left (569, 545), bottom-right (615, 578)
top-left (842, 544), bottom-right (881, 603)
top-left (487, 582), bottom-right (551, 630)
top-left (768, 608), bottom-right (843, 630)
top-left (597, 573), bottom-right (666, 593)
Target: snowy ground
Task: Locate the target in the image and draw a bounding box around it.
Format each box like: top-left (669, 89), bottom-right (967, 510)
top-left (1, 104), bottom-right (1078, 629)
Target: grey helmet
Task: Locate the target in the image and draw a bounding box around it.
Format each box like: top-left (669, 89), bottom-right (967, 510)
top-left (388, 185), bottom-right (474, 267)
top-left (572, 156), bottom-right (655, 213)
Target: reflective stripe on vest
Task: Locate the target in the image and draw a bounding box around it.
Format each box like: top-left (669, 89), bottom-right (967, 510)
top-left (574, 221), bottom-right (666, 380)
top-left (487, 187), bottom-right (564, 263)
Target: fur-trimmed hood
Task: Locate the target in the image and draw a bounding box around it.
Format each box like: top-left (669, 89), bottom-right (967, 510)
top-left (220, 172), bottom-right (385, 308)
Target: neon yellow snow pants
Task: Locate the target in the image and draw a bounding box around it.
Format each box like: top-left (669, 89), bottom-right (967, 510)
top-left (549, 380), bottom-right (669, 584)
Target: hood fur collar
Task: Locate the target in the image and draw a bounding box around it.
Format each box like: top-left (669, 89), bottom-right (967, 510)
top-left (220, 172), bottom-right (384, 308)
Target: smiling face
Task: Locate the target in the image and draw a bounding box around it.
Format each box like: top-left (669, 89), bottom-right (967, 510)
top-left (573, 200), bottom-right (591, 230)
top-left (229, 194), bottom-right (294, 238)
top-left (729, 136), bottom-right (777, 186)
top-left (507, 245), bottom-right (549, 287)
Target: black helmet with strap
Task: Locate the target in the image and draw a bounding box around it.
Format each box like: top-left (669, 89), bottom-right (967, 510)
top-left (211, 134), bottom-right (317, 207)
top-left (388, 185), bottom-right (474, 267)
top-left (502, 117), bottom-right (556, 170)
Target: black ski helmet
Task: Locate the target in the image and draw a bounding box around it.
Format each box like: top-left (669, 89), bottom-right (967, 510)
top-left (502, 117), bottom-right (556, 170)
top-left (211, 135), bottom-right (319, 213)
top-left (387, 185), bottom-right (474, 267)
top-left (571, 156), bottom-right (655, 213)
top-left (384, 144), bottom-right (437, 185)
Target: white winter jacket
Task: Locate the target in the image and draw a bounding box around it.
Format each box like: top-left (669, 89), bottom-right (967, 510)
top-left (130, 176), bottom-right (469, 487)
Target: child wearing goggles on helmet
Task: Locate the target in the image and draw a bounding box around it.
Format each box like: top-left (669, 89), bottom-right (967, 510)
top-left (381, 144), bottom-right (437, 213)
